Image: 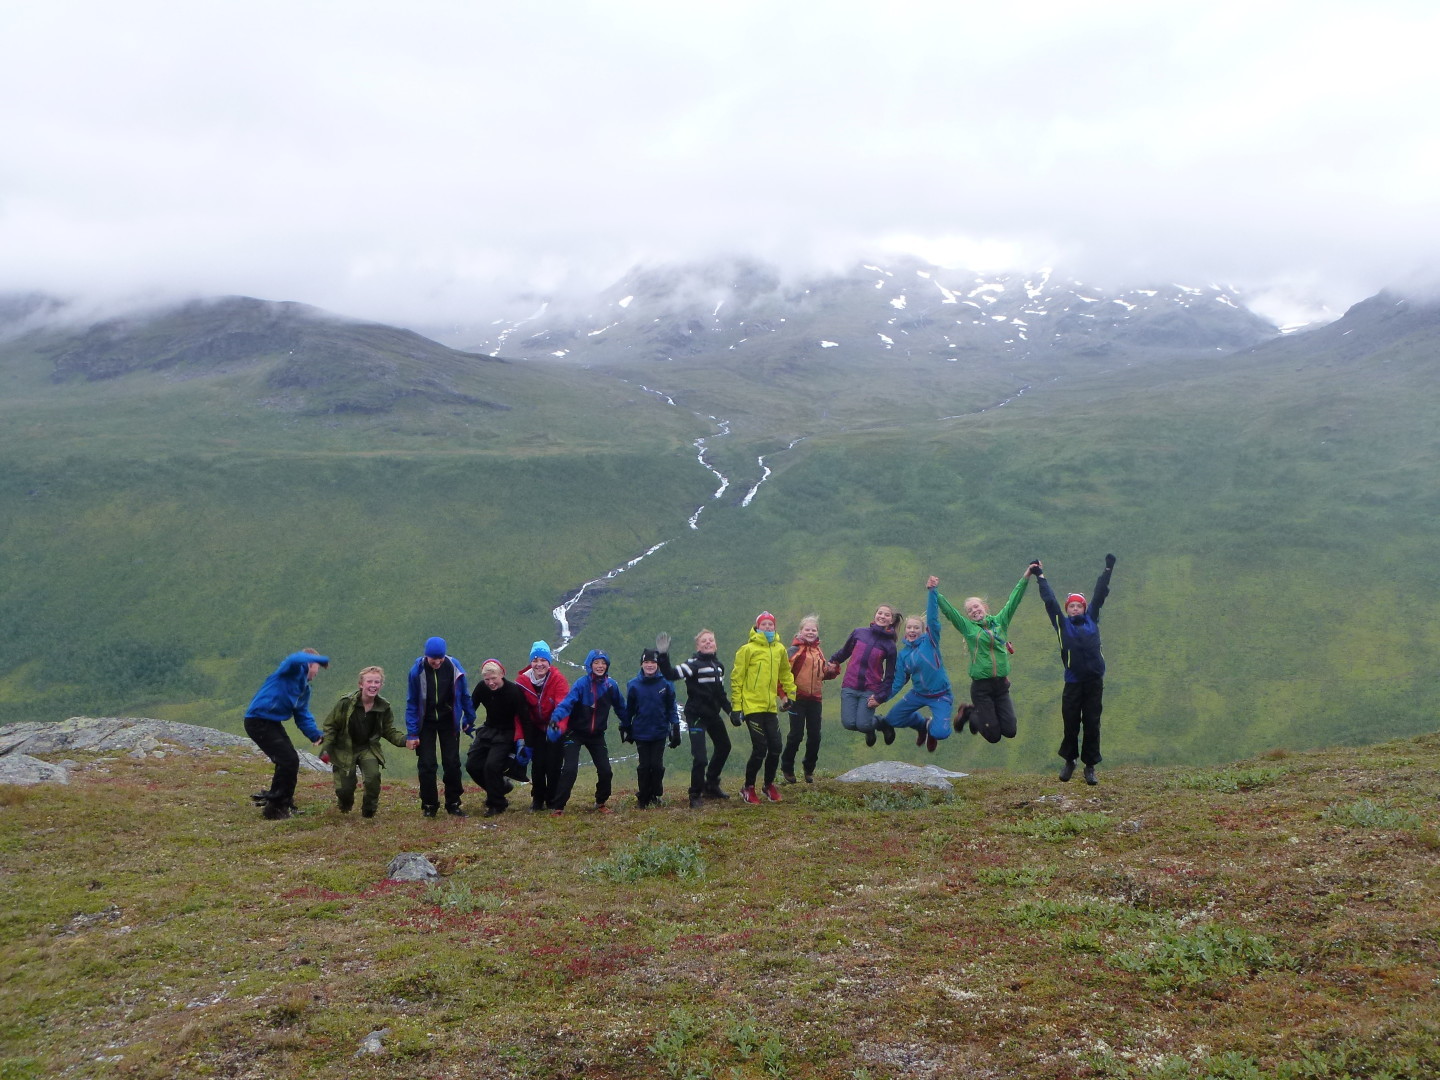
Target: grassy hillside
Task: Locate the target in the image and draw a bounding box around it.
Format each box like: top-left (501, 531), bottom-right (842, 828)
top-left (0, 294), bottom-right (1436, 780)
top-left (3, 734), bottom-right (1439, 1078)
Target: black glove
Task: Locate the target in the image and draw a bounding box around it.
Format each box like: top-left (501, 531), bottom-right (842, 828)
top-left (1028, 560), bottom-right (1043, 577)
top-left (1105, 553), bottom-right (1116, 569)
top-left (730, 710), bottom-right (743, 727)
top-left (619, 726), bottom-right (634, 744)
top-left (667, 725), bottom-right (681, 749)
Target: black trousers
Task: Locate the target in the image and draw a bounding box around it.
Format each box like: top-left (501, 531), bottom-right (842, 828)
top-left (969, 677), bottom-right (1018, 743)
top-left (688, 712), bottom-right (732, 795)
top-left (551, 733), bottom-right (613, 809)
top-left (636, 739), bottom-right (667, 805)
top-left (744, 712), bottom-right (782, 787)
top-left (245, 716), bottom-right (300, 807)
top-left (781, 698), bottom-right (823, 776)
top-left (464, 727), bottom-right (513, 810)
top-left (1059, 677), bottom-right (1103, 765)
top-left (528, 739), bottom-right (559, 808)
top-left (416, 719), bottom-right (463, 810)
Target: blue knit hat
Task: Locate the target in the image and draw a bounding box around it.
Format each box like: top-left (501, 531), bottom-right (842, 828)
top-left (424, 636), bottom-right (447, 659)
top-left (529, 641), bottom-right (554, 662)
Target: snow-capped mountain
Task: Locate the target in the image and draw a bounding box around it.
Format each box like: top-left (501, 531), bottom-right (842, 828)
top-left (465, 256), bottom-right (1280, 367)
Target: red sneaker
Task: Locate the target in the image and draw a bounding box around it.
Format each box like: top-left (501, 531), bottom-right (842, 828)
top-left (594, 803), bottom-right (612, 814)
top-left (740, 786), bottom-right (760, 805)
top-left (764, 783), bottom-right (782, 802)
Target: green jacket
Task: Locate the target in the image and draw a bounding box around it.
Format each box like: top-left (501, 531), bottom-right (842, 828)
top-left (731, 629), bottom-right (799, 715)
top-left (937, 576), bottom-right (1030, 681)
top-left (320, 691), bottom-right (406, 769)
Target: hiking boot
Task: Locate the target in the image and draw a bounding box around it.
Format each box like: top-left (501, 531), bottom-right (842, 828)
top-left (422, 805), bottom-right (438, 818)
top-left (915, 726), bottom-right (927, 747)
top-left (446, 805), bottom-right (467, 818)
top-left (740, 785), bottom-right (761, 805)
top-left (531, 800), bottom-right (546, 813)
top-left (361, 808), bottom-right (376, 819)
top-left (865, 729), bottom-right (876, 748)
top-left (250, 790), bottom-right (272, 805)
top-left (926, 734), bottom-right (938, 753)
top-left (1059, 760), bottom-right (1076, 783)
top-left (781, 772), bottom-right (797, 785)
top-left (261, 802), bottom-right (292, 820)
top-left (550, 808), bottom-right (564, 816)
top-left (879, 720), bottom-right (895, 746)
top-left (594, 803), bottom-right (612, 814)
top-left (483, 806), bottom-right (505, 818)
top-left (689, 795), bottom-right (704, 809)
top-left (336, 801), bottom-right (353, 813)
top-left (804, 772), bottom-right (814, 784)
top-left (764, 783), bottom-right (782, 803)
top-left (1084, 766), bottom-right (1098, 786)
top-left (703, 784), bottom-right (730, 800)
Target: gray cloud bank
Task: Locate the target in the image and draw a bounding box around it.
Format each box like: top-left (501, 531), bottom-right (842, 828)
top-left (3, 1), bottom-right (1438, 330)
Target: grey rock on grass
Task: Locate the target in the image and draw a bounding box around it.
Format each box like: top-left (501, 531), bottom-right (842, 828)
top-left (834, 761), bottom-right (969, 790)
top-left (387, 853), bottom-right (439, 881)
top-left (0, 753), bottom-right (70, 785)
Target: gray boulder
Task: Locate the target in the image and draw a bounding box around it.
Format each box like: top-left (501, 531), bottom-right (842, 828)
top-left (834, 761), bottom-right (969, 790)
top-left (0, 753), bottom-right (69, 785)
top-left (0, 717), bottom-right (330, 771)
top-left (386, 853), bottom-right (439, 882)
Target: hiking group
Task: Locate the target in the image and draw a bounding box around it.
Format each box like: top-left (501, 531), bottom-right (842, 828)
top-left (244, 555), bottom-right (1116, 821)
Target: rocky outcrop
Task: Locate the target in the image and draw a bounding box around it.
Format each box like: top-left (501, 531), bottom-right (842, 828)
top-left (834, 761), bottom-right (969, 789)
top-left (0, 716), bottom-right (329, 784)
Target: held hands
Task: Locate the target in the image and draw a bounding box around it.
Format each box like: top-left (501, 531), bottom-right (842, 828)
top-left (926, 575), bottom-right (939, 590)
top-left (546, 722), bottom-right (563, 744)
top-left (515, 740), bottom-right (533, 766)
top-left (319, 751), bottom-right (331, 765)
top-left (1105, 553), bottom-right (1117, 569)
top-left (406, 737), bottom-right (419, 750)
top-left (730, 710), bottom-right (744, 727)
top-left (462, 720), bottom-right (475, 736)
top-left (1027, 559), bottom-right (1043, 578)
top-left (619, 725), bottom-right (634, 745)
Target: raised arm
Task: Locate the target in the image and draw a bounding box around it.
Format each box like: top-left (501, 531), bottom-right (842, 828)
top-left (1091, 554), bottom-right (1115, 619)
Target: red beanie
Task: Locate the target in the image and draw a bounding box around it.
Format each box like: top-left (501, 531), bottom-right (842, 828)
top-left (755, 611), bottom-right (776, 628)
top-left (1065, 593), bottom-right (1087, 609)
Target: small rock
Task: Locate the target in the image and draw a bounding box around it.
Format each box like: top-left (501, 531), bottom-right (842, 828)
top-left (834, 761), bottom-right (968, 790)
top-left (386, 853), bottom-right (438, 882)
top-left (356, 1028), bottom-right (390, 1056)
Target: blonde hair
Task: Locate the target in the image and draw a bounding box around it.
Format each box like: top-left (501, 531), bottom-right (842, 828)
top-left (481, 660), bottom-right (504, 678)
top-left (797, 614), bottom-right (819, 633)
top-left (965, 596), bottom-right (988, 614)
top-left (357, 665), bottom-right (384, 681)
top-left (904, 616), bottom-right (926, 634)
top-left (695, 628), bottom-right (716, 646)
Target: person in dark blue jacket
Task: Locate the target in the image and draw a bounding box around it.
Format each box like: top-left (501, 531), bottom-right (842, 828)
top-left (1036, 555), bottom-right (1115, 785)
top-left (624, 648), bottom-right (681, 809)
top-left (548, 649), bottom-right (628, 813)
top-left (244, 648), bottom-right (328, 820)
top-left (404, 637), bottom-right (476, 818)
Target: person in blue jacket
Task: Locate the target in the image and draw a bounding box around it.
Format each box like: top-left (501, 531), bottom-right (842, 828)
top-left (548, 648), bottom-right (628, 813)
top-left (623, 648), bottom-right (681, 809)
top-left (404, 636), bottom-right (476, 818)
top-left (1036, 554), bottom-right (1115, 785)
top-left (244, 648), bottom-right (328, 820)
top-left (882, 577), bottom-right (971, 753)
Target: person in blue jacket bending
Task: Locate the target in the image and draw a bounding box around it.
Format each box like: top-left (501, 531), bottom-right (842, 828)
top-left (244, 648), bottom-right (328, 820)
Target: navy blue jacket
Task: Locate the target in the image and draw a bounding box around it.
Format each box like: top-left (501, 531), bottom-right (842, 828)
top-left (625, 671), bottom-right (679, 742)
top-left (1038, 569), bottom-right (1111, 682)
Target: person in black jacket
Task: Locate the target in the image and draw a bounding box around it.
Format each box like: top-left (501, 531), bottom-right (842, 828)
top-left (623, 649), bottom-right (681, 808)
top-left (656, 629), bottom-right (734, 808)
top-left (1036, 554), bottom-right (1115, 786)
top-left (467, 660), bottom-right (531, 817)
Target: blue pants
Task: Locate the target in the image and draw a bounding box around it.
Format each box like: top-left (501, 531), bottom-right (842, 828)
top-left (839, 687), bottom-right (879, 733)
top-left (884, 690), bottom-right (954, 740)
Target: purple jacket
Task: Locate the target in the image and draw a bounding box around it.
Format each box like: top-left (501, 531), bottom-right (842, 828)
top-left (829, 623), bottom-right (899, 702)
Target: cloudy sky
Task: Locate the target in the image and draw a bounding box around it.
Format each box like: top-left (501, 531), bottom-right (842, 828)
top-left (3, 0), bottom-right (1437, 327)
